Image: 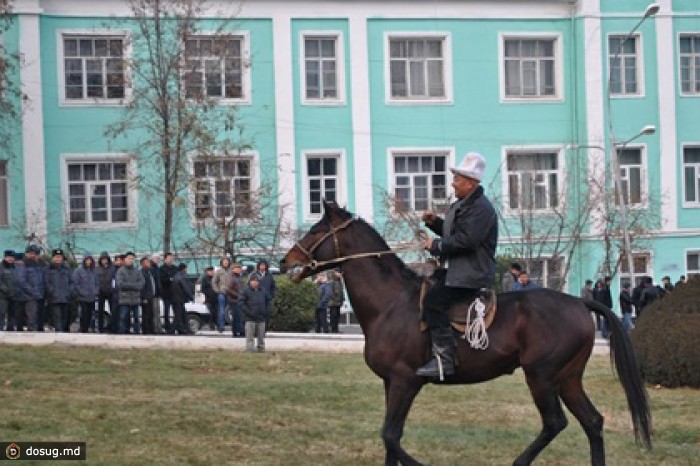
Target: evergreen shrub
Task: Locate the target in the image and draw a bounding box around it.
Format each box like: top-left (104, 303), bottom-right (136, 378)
top-left (269, 275), bottom-right (317, 332)
top-left (631, 277), bottom-right (700, 388)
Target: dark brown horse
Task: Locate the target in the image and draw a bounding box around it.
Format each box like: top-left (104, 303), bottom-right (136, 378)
top-left (280, 202), bottom-right (651, 466)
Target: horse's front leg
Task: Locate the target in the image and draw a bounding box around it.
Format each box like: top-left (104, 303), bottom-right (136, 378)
top-left (382, 374), bottom-right (424, 466)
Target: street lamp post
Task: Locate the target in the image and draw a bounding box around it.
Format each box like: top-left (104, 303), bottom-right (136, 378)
top-left (606, 3), bottom-right (659, 287)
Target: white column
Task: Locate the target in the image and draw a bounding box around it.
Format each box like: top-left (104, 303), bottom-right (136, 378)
top-left (18, 2), bottom-right (47, 241)
top-left (656, 0), bottom-right (677, 231)
top-left (272, 15), bottom-right (297, 246)
top-left (580, 0), bottom-right (606, 234)
top-left (348, 14), bottom-right (374, 223)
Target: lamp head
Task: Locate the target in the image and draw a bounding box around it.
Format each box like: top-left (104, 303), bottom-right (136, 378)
top-left (644, 3), bottom-right (660, 18)
top-left (640, 125), bottom-right (656, 136)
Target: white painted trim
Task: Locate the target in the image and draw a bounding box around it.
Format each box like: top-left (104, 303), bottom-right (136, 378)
top-left (272, 15), bottom-right (298, 243)
top-left (677, 31), bottom-right (700, 98)
top-left (616, 143), bottom-right (650, 210)
top-left (605, 32), bottom-right (645, 99)
top-left (583, 10), bottom-right (606, 235)
top-left (498, 31), bottom-right (565, 103)
top-left (56, 29), bottom-right (132, 107)
top-left (386, 146), bottom-right (457, 212)
top-left (19, 12), bottom-right (48, 240)
top-left (299, 30), bottom-right (346, 106)
top-left (383, 31), bottom-right (454, 105)
top-left (657, 5), bottom-right (678, 230)
top-left (499, 144), bottom-right (566, 218)
top-left (300, 149), bottom-right (347, 222)
top-left (59, 153), bottom-right (138, 230)
top-left (680, 143), bottom-right (700, 209)
top-left (348, 14), bottom-right (373, 223)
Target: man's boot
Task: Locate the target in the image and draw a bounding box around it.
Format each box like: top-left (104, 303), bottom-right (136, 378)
top-left (416, 326), bottom-right (455, 380)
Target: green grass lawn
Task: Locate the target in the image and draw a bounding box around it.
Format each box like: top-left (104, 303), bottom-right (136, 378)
top-left (1, 345), bottom-right (698, 465)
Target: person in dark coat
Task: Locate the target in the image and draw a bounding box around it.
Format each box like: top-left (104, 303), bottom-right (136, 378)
top-left (116, 252), bottom-right (145, 334)
top-left (248, 260), bottom-right (276, 315)
top-left (200, 267), bottom-right (217, 330)
top-left (238, 275), bottom-right (270, 352)
top-left (108, 254), bottom-right (124, 333)
top-left (159, 253), bottom-right (179, 334)
top-left (513, 271), bottom-right (539, 290)
top-left (314, 273), bottom-right (332, 334)
top-left (327, 268), bottom-right (345, 333)
top-left (0, 249), bottom-right (18, 331)
top-left (637, 276), bottom-right (663, 319)
top-left (418, 152), bottom-right (498, 379)
top-left (44, 249), bottom-right (74, 332)
top-left (12, 252), bottom-right (39, 331)
top-left (24, 245), bottom-right (47, 331)
top-left (593, 277), bottom-right (613, 339)
top-left (95, 251), bottom-right (114, 333)
top-left (171, 263), bottom-right (194, 335)
top-left (139, 257), bottom-right (156, 335)
top-left (619, 282), bottom-right (635, 332)
top-left (501, 262), bottom-right (522, 292)
top-left (149, 254), bottom-right (163, 333)
top-left (73, 255), bottom-right (99, 333)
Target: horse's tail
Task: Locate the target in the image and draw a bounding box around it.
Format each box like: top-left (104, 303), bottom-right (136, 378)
top-left (585, 299), bottom-right (652, 449)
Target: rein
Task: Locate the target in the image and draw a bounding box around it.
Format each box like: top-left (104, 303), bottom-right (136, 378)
top-left (293, 217), bottom-right (424, 271)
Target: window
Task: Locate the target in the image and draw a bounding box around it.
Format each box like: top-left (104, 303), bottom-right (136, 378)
top-left (680, 34), bottom-right (700, 95)
top-left (507, 151), bottom-right (559, 211)
top-left (609, 35), bottom-right (640, 95)
top-left (389, 36), bottom-right (446, 100)
top-left (393, 153), bottom-right (449, 212)
top-left (306, 154), bottom-right (340, 217)
top-left (67, 161), bottom-right (129, 225)
top-left (619, 252), bottom-right (651, 288)
top-left (184, 36), bottom-right (245, 100)
top-left (683, 146), bottom-right (700, 205)
top-left (193, 157), bottom-right (253, 221)
top-left (687, 251), bottom-right (700, 280)
top-left (528, 257), bottom-right (564, 289)
top-left (303, 35), bottom-right (342, 102)
top-left (503, 37), bottom-right (557, 98)
top-left (617, 148), bottom-right (644, 206)
top-left (0, 161), bottom-right (8, 226)
top-left (63, 35), bottom-right (125, 101)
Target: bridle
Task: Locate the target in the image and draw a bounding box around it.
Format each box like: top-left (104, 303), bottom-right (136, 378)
top-left (292, 217), bottom-right (424, 271)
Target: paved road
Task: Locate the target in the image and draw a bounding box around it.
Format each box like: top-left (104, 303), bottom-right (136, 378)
top-left (0, 325), bottom-right (610, 354)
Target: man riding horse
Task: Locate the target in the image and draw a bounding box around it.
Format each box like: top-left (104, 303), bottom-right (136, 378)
top-left (418, 151), bottom-right (498, 378)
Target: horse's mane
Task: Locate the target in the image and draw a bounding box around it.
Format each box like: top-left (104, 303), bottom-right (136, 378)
top-left (317, 204), bottom-right (422, 287)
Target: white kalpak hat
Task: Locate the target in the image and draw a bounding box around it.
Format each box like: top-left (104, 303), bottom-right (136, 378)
top-left (450, 152), bottom-right (486, 181)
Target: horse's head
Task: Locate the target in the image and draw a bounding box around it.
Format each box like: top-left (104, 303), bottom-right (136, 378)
top-left (280, 200), bottom-right (354, 283)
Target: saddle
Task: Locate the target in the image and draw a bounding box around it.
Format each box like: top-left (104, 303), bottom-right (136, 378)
top-left (419, 281), bottom-right (497, 335)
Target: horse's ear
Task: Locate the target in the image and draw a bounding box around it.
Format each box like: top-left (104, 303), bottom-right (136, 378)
top-left (322, 199), bottom-right (339, 214)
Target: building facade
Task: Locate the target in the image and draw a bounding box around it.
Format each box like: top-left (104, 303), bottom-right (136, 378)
top-left (1, 0), bottom-right (699, 304)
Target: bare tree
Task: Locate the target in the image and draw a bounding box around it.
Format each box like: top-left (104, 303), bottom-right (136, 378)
top-left (0, 0), bottom-right (23, 154)
top-left (105, 0), bottom-right (249, 253)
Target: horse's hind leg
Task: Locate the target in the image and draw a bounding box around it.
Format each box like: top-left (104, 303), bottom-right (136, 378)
top-left (560, 375), bottom-right (605, 466)
top-left (382, 377), bottom-right (423, 466)
top-left (513, 374), bottom-right (568, 466)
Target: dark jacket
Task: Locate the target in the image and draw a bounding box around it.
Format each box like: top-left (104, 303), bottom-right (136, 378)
top-left (73, 257), bottom-right (99, 302)
top-left (140, 268), bottom-right (156, 301)
top-left (0, 260), bottom-right (17, 300)
top-left (317, 281), bottom-right (333, 310)
top-left (159, 263), bottom-right (179, 300)
top-left (11, 264), bottom-right (37, 302)
top-left (171, 272), bottom-right (194, 304)
top-left (96, 259), bottom-right (115, 295)
top-left (620, 289), bottom-right (634, 314)
top-left (638, 285), bottom-right (662, 312)
top-left (513, 280), bottom-right (538, 291)
top-left (24, 257), bottom-right (46, 300)
top-left (426, 185), bottom-right (498, 288)
top-left (239, 286), bottom-right (270, 322)
top-left (327, 278), bottom-right (345, 307)
top-left (116, 264), bottom-right (145, 306)
top-left (249, 270), bottom-right (276, 301)
top-left (44, 262), bottom-right (74, 305)
top-left (200, 273), bottom-right (216, 306)
top-left (594, 284), bottom-right (613, 309)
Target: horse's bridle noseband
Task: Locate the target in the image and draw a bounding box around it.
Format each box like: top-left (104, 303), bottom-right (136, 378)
top-left (293, 217), bottom-right (355, 271)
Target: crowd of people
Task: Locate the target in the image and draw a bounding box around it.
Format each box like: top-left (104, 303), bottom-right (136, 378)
top-left (0, 246), bottom-right (276, 353)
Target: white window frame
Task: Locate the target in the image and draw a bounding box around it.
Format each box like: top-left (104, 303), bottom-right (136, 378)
top-left (685, 249), bottom-right (700, 280)
top-left (60, 154), bottom-right (137, 229)
top-left (615, 144), bottom-right (648, 209)
top-left (502, 146), bottom-right (564, 215)
top-left (679, 33), bottom-right (700, 96)
top-left (0, 160), bottom-right (8, 227)
top-left (188, 151), bottom-right (259, 224)
top-left (387, 147), bottom-right (456, 214)
top-left (384, 32), bottom-right (453, 105)
top-left (499, 33), bottom-right (563, 103)
top-left (682, 143), bottom-right (700, 207)
top-left (301, 150), bottom-right (346, 222)
top-left (182, 31), bottom-right (251, 105)
top-left (607, 33), bottom-right (645, 98)
top-left (300, 31), bottom-right (345, 106)
top-left (57, 29), bottom-right (131, 107)
top-left (619, 251), bottom-right (652, 288)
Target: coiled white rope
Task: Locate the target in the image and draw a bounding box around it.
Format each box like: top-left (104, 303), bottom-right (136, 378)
top-left (462, 297), bottom-right (489, 350)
